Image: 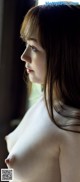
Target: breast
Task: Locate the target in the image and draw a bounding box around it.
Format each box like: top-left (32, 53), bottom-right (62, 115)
top-left (5, 98), bottom-right (61, 182)
top-left (6, 127), bottom-right (61, 182)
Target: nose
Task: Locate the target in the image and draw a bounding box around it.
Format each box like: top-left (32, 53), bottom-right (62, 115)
top-left (21, 47), bottom-right (31, 63)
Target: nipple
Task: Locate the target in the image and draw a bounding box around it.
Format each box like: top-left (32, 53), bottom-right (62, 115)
top-left (5, 155), bottom-right (15, 167)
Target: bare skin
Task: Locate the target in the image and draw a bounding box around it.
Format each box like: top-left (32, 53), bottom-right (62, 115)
top-left (5, 32), bottom-right (80, 182)
top-left (5, 95), bottom-right (80, 182)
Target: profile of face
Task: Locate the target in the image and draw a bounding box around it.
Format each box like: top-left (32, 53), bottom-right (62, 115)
top-left (21, 31), bottom-right (46, 84)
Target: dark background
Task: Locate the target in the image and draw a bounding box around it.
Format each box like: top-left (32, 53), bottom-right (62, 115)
top-left (0, 0), bottom-right (36, 173)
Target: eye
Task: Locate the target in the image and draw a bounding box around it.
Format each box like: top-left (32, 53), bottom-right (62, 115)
top-left (30, 45), bottom-right (38, 53)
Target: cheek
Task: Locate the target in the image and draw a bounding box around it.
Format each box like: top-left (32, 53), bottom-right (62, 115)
top-left (36, 63), bottom-right (46, 76)
top-left (33, 55), bottom-right (46, 72)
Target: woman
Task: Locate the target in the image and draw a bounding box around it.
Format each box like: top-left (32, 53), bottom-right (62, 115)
top-left (5, 2), bottom-right (80, 182)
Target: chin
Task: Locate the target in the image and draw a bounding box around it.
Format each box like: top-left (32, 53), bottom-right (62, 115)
top-left (29, 77), bottom-right (43, 84)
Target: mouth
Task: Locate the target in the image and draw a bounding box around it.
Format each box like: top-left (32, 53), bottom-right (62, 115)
top-left (25, 67), bottom-right (34, 74)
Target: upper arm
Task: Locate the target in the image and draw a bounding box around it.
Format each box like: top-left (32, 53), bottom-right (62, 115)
top-left (59, 132), bottom-right (80, 182)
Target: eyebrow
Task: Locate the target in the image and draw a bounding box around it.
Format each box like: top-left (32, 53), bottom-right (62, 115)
top-left (27, 38), bottom-right (38, 42)
top-left (27, 37), bottom-right (42, 48)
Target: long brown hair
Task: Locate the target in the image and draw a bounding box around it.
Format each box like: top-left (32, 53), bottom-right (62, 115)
top-left (20, 2), bottom-right (80, 132)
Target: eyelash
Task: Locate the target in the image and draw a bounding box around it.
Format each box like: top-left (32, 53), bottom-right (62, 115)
top-left (30, 45), bottom-right (38, 53)
top-left (25, 43), bottom-right (38, 53)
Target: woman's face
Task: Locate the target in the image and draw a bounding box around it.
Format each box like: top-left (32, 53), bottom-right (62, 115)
top-left (21, 32), bottom-right (46, 84)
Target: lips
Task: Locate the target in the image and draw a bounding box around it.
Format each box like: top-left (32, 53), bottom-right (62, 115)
top-left (27, 68), bottom-right (33, 71)
top-left (25, 67), bottom-right (34, 73)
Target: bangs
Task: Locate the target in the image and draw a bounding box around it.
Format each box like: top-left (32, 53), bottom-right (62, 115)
top-left (20, 7), bottom-right (39, 42)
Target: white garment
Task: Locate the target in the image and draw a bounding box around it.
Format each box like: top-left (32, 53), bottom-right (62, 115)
top-left (5, 95), bottom-right (80, 182)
